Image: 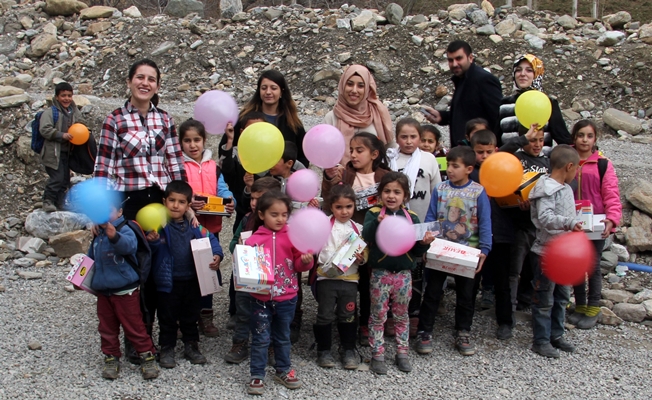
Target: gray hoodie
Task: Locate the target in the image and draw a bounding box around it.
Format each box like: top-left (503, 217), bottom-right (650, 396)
top-left (528, 175), bottom-right (580, 256)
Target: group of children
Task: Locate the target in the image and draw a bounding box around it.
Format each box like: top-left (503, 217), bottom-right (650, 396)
top-left (60, 101), bottom-right (619, 392)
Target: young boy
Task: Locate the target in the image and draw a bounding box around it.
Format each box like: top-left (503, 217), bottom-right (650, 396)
top-left (458, 118), bottom-right (490, 147)
top-left (416, 146), bottom-right (492, 356)
top-left (224, 177), bottom-right (282, 364)
top-left (528, 145), bottom-right (582, 358)
top-left (39, 82), bottom-right (84, 212)
top-left (88, 195), bottom-right (158, 380)
top-left (147, 180), bottom-right (223, 368)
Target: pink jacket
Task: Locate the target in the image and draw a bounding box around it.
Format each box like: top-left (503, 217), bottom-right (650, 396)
top-left (575, 151), bottom-right (622, 228)
top-left (245, 225), bottom-right (313, 302)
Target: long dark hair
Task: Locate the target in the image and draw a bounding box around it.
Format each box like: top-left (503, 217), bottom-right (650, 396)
top-left (253, 190), bottom-right (293, 232)
top-left (378, 172), bottom-right (410, 207)
top-left (240, 70), bottom-right (303, 133)
top-left (128, 59), bottom-right (161, 107)
top-left (348, 132), bottom-right (389, 172)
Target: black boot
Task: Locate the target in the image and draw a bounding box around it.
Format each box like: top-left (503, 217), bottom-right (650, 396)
top-left (313, 324), bottom-right (335, 368)
top-left (124, 338), bottom-right (141, 365)
top-left (338, 322), bottom-right (359, 370)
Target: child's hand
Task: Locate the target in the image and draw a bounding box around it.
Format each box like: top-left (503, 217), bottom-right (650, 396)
top-left (572, 222), bottom-right (583, 232)
top-left (377, 214), bottom-right (386, 223)
top-left (62, 132), bottom-right (73, 141)
top-left (185, 209), bottom-right (199, 228)
top-left (103, 222), bottom-right (116, 240)
top-left (354, 251), bottom-right (365, 264)
top-left (301, 253), bottom-right (313, 264)
top-left (518, 199), bottom-right (531, 211)
top-left (243, 173), bottom-right (254, 189)
top-left (602, 219), bottom-right (615, 238)
top-left (324, 166), bottom-right (342, 181)
top-left (307, 198), bottom-right (320, 208)
top-left (225, 123), bottom-right (234, 142)
top-left (191, 198), bottom-right (206, 211)
top-left (91, 225), bottom-right (101, 237)
top-left (209, 255), bottom-right (222, 271)
top-left (225, 198), bottom-right (235, 214)
top-left (146, 230), bottom-right (159, 241)
top-left (475, 253), bottom-right (487, 274)
top-left (525, 123), bottom-right (541, 140)
top-left (420, 231), bottom-right (435, 245)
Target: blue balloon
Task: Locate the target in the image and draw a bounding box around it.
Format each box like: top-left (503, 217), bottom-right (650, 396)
top-left (67, 178), bottom-right (121, 224)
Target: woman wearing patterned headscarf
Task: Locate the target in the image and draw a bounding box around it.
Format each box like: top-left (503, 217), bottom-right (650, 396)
top-left (496, 54), bottom-right (571, 147)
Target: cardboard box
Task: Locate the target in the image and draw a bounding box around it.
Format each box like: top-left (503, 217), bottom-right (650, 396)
top-left (576, 200), bottom-right (594, 232)
top-left (191, 238), bottom-right (222, 297)
top-left (495, 171), bottom-right (544, 208)
top-left (425, 239), bottom-right (481, 279)
top-left (239, 230), bottom-right (252, 245)
top-left (233, 244), bottom-right (274, 294)
top-left (327, 232), bottom-right (367, 274)
top-left (66, 255), bottom-right (97, 295)
top-left (586, 214), bottom-right (606, 240)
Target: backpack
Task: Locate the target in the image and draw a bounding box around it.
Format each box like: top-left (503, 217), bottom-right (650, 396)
top-left (31, 106), bottom-right (58, 153)
top-left (597, 158), bottom-right (608, 185)
top-left (116, 219), bottom-right (152, 285)
top-left (69, 133), bottom-right (97, 175)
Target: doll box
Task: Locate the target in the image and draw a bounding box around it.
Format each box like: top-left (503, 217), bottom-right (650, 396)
top-left (425, 239), bottom-right (481, 279)
top-left (66, 254), bottom-right (97, 295)
top-left (233, 244), bottom-right (274, 294)
top-left (191, 238), bottom-right (222, 297)
top-left (328, 232), bottom-right (367, 274)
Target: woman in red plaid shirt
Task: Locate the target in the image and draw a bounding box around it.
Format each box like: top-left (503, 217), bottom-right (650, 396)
top-left (94, 59), bottom-right (187, 221)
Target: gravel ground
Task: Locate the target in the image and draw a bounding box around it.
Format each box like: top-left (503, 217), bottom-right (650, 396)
top-left (2, 105), bottom-right (652, 399)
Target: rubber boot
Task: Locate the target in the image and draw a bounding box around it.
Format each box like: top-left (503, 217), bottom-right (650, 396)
top-left (198, 309), bottom-right (219, 337)
top-left (338, 322), bottom-right (359, 370)
top-left (313, 324), bottom-right (335, 368)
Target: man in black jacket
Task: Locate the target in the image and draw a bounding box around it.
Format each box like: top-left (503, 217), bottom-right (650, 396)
top-left (423, 41), bottom-right (503, 147)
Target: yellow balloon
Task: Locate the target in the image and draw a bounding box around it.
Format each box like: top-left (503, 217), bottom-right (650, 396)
top-left (136, 203), bottom-right (167, 231)
top-left (514, 90), bottom-right (552, 129)
top-left (238, 122), bottom-right (285, 174)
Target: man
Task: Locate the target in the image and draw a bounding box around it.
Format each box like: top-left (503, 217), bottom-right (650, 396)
top-left (423, 40), bottom-right (503, 147)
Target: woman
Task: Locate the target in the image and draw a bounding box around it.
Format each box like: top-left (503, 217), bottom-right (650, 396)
top-left (496, 54), bottom-right (572, 148)
top-left (324, 65), bottom-right (394, 165)
top-left (94, 58), bottom-right (187, 220)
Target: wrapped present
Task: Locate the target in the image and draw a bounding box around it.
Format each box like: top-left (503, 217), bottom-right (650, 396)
top-left (425, 239), bottom-right (481, 279)
top-left (233, 244), bottom-right (274, 294)
top-left (354, 183), bottom-right (380, 211)
top-left (66, 254), bottom-right (97, 295)
top-left (326, 232), bottom-right (367, 274)
top-left (495, 171), bottom-right (544, 208)
top-left (191, 238), bottom-right (222, 297)
top-left (575, 200), bottom-right (594, 232)
top-left (586, 214), bottom-right (606, 240)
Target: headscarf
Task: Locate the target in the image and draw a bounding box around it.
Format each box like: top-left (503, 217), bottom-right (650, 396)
top-left (513, 54), bottom-right (545, 92)
top-left (333, 65), bottom-right (394, 151)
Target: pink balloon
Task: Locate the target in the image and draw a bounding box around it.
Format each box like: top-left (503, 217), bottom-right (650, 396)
top-left (303, 124), bottom-right (346, 168)
top-left (288, 208), bottom-right (331, 253)
top-left (193, 90), bottom-right (239, 135)
top-left (376, 216), bottom-right (416, 256)
top-left (286, 169), bottom-right (320, 202)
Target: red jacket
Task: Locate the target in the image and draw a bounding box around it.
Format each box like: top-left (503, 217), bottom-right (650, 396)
top-left (575, 151), bottom-right (622, 229)
top-left (245, 225), bottom-right (313, 302)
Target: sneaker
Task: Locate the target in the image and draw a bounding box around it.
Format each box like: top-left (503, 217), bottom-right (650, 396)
top-left (567, 311), bottom-right (585, 326)
top-left (496, 324), bottom-right (513, 341)
top-left (358, 326), bottom-right (370, 347)
top-left (454, 331), bottom-right (476, 356)
top-left (480, 289), bottom-right (494, 310)
top-left (42, 200), bottom-right (57, 213)
top-left (273, 369), bottom-right (301, 390)
top-left (317, 350), bottom-right (336, 368)
top-left (290, 321), bottom-right (301, 344)
top-left (370, 358), bottom-right (387, 375)
top-left (101, 355), bottom-right (120, 379)
top-left (226, 314), bottom-right (237, 330)
top-left (247, 378), bottom-right (265, 395)
top-left (415, 332), bottom-right (433, 355)
top-left (224, 340), bottom-right (249, 364)
top-left (531, 342), bottom-right (560, 358)
top-left (159, 346), bottom-right (176, 369)
top-left (184, 341), bottom-right (207, 364)
top-left (139, 351), bottom-right (159, 380)
top-left (551, 336), bottom-right (576, 353)
top-left (395, 354), bottom-right (412, 373)
top-left (341, 349), bottom-right (359, 370)
top-left (577, 306), bottom-right (601, 330)
top-left (384, 318), bottom-right (395, 336)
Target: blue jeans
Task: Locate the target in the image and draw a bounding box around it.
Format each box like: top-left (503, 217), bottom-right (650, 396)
top-left (530, 253), bottom-right (570, 345)
top-left (249, 296), bottom-right (297, 379)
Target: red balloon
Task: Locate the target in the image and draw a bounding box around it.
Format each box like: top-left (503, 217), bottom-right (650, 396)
top-left (541, 232), bottom-right (595, 286)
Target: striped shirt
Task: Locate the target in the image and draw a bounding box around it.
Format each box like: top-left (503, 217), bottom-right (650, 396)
top-left (94, 101), bottom-right (186, 191)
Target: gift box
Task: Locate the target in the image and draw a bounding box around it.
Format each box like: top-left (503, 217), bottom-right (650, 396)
top-left (354, 183), bottom-right (380, 211)
top-left (233, 244), bottom-right (274, 294)
top-left (495, 171), bottom-right (544, 208)
top-left (191, 238), bottom-right (222, 296)
top-left (425, 239), bottom-right (481, 279)
top-left (576, 200), bottom-right (594, 232)
top-left (586, 214), bottom-right (607, 240)
top-left (66, 254), bottom-right (97, 295)
top-left (327, 232), bottom-right (367, 274)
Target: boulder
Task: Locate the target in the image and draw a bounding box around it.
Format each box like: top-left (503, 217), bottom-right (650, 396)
top-left (29, 33), bottom-right (58, 58)
top-left (25, 210), bottom-right (91, 240)
top-left (625, 180), bottom-right (652, 216)
top-left (336, 19), bottom-right (351, 30)
top-left (0, 85), bottom-right (24, 97)
top-left (352, 10), bottom-right (375, 32)
top-left (604, 11), bottom-right (631, 29)
top-left (0, 94), bottom-right (30, 108)
top-left (18, 271), bottom-right (42, 280)
top-left (313, 69), bottom-right (341, 83)
top-left (151, 41), bottom-right (176, 56)
top-left (603, 108), bottom-right (642, 135)
top-left (609, 243), bottom-right (629, 261)
top-left (49, 230), bottom-right (93, 258)
top-left (86, 21), bottom-right (112, 36)
top-left (165, 0), bottom-right (204, 18)
top-left (42, 22), bottom-right (58, 36)
top-left (220, 0), bottom-right (242, 19)
top-left (598, 307), bottom-right (623, 326)
top-left (448, 9), bottom-right (467, 21)
top-left (80, 6), bottom-right (117, 20)
top-left (525, 34), bottom-right (545, 50)
top-left (123, 6), bottom-right (141, 18)
top-left (447, 3), bottom-right (476, 12)
top-left (643, 299), bottom-right (652, 318)
top-left (601, 289), bottom-right (634, 303)
top-left (477, 25), bottom-right (495, 36)
top-left (470, 10), bottom-right (489, 26)
top-left (557, 15), bottom-right (577, 30)
top-left (630, 209), bottom-right (652, 228)
top-left (0, 37), bottom-right (18, 55)
top-left (16, 136), bottom-right (36, 165)
top-left (263, 8), bottom-right (283, 21)
top-left (600, 251), bottom-right (619, 273)
top-left (481, 0), bottom-right (494, 17)
top-left (495, 19), bottom-right (518, 36)
top-left (44, 0), bottom-right (87, 16)
top-left (612, 303), bottom-right (646, 323)
top-left (385, 3), bottom-right (403, 26)
top-left (640, 24), bottom-right (652, 45)
top-left (597, 31), bottom-right (625, 47)
top-left (18, 237), bottom-right (47, 254)
top-left (632, 289), bottom-right (652, 304)
top-left (626, 227), bottom-right (652, 253)
top-left (520, 20), bottom-right (539, 35)
top-left (366, 61), bottom-right (392, 83)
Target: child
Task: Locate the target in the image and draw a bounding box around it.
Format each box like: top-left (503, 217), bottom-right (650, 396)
top-left (179, 118), bottom-right (235, 337)
top-left (313, 185), bottom-right (366, 370)
top-left (39, 82), bottom-right (85, 212)
top-left (416, 146), bottom-right (491, 357)
top-left (420, 124), bottom-right (448, 182)
top-left (459, 118), bottom-right (489, 147)
top-left (567, 120), bottom-right (621, 329)
top-left (88, 195), bottom-right (158, 380)
top-left (147, 180), bottom-right (223, 368)
top-left (322, 132), bottom-right (390, 346)
top-left (245, 190), bottom-right (313, 395)
top-left (224, 177), bottom-right (281, 365)
top-left (363, 172), bottom-right (433, 374)
top-left (528, 145), bottom-right (582, 358)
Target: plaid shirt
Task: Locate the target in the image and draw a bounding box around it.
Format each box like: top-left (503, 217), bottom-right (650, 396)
top-left (94, 101), bottom-right (187, 191)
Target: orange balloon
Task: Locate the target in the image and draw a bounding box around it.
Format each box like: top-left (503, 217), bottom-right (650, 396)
top-left (69, 123), bottom-right (89, 145)
top-left (479, 152), bottom-right (524, 198)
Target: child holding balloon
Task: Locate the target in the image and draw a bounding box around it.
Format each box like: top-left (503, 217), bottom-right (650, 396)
top-left (363, 172), bottom-right (433, 375)
top-left (179, 118), bottom-right (235, 337)
top-left (566, 120), bottom-right (621, 330)
top-left (245, 190), bottom-right (313, 395)
top-left (528, 145), bottom-right (583, 358)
